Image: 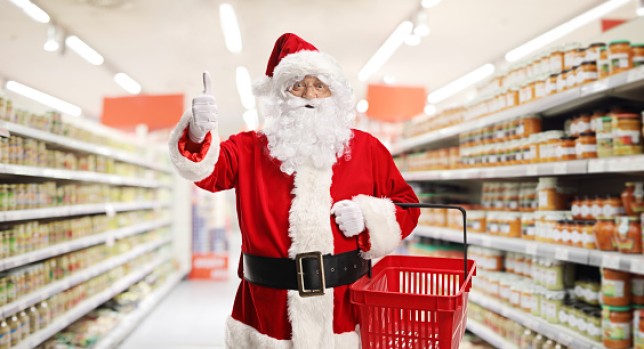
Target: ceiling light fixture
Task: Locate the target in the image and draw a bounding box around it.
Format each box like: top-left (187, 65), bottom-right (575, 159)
top-left (405, 34), bottom-right (421, 46)
top-left (65, 35), bottom-right (104, 65)
top-left (427, 63), bottom-right (495, 104)
top-left (236, 66), bottom-right (255, 109)
top-left (637, 0), bottom-right (644, 16)
top-left (243, 109), bottom-right (259, 131)
top-left (356, 99), bottom-right (369, 113)
top-left (6, 80), bottom-right (82, 116)
top-left (505, 0), bottom-right (631, 62)
top-left (424, 104), bottom-right (437, 116)
top-left (420, 0), bottom-right (441, 9)
top-left (9, 0), bottom-right (50, 23)
top-left (219, 3), bottom-right (243, 53)
top-left (43, 25), bottom-right (60, 52)
top-left (114, 73), bottom-right (141, 94)
top-left (359, 21), bottom-right (413, 82)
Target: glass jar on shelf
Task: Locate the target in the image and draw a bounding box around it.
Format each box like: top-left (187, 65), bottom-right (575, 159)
top-left (609, 40), bottom-right (632, 75)
top-left (614, 216), bottom-right (642, 254)
top-left (632, 43), bottom-right (644, 67)
top-left (612, 113), bottom-right (643, 156)
top-left (576, 132), bottom-right (598, 159)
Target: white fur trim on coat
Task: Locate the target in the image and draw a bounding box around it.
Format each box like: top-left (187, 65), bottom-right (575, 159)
top-left (167, 109), bottom-right (220, 182)
top-left (225, 316), bottom-right (360, 349)
top-left (287, 166), bottom-right (335, 349)
top-left (352, 195), bottom-right (402, 259)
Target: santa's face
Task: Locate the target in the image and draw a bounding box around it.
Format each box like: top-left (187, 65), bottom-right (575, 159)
top-left (287, 76), bottom-right (332, 99)
top-left (261, 74), bottom-right (354, 175)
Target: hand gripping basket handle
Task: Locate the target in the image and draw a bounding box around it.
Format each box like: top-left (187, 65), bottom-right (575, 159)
top-left (394, 202), bottom-right (468, 280)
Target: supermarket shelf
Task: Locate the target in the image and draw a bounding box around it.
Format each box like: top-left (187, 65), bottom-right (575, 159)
top-left (469, 292), bottom-right (602, 349)
top-left (392, 66), bottom-right (644, 155)
top-left (414, 226), bottom-right (644, 274)
top-left (0, 201), bottom-right (168, 222)
top-left (0, 163), bottom-right (166, 188)
top-left (0, 218), bottom-right (172, 272)
top-left (1, 121), bottom-right (171, 173)
top-left (466, 319), bottom-right (518, 349)
top-left (15, 255), bottom-right (171, 349)
top-left (0, 236), bottom-right (172, 318)
top-left (93, 271), bottom-right (186, 349)
top-left (403, 155), bottom-right (644, 181)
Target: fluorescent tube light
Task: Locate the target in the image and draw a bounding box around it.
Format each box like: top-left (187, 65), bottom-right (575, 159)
top-left (44, 25), bottom-right (59, 52)
top-left (356, 99), bottom-right (369, 113)
top-left (427, 63), bottom-right (495, 104)
top-left (6, 80), bottom-right (81, 117)
top-left (405, 34), bottom-right (421, 46)
top-left (505, 0), bottom-right (631, 62)
top-left (9, 0), bottom-right (50, 23)
top-left (236, 66), bottom-right (255, 109)
top-left (114, 73), bottom-right (141, 94)
top-left (359, 21), bottom-right (413, 82)
top-left (424, 104), bottom-right (437, 115)
top-left (421, 0), bottom-right (441, 9)
top-left (219, 3), bottom-right (243, 53)
top-left (243, 109), bottom-right (259, 130)
top-left (65, 35), bottom-right (104, 65)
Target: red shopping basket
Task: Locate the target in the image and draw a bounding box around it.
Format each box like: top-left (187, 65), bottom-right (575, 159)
top-left (350, 203), bottom-right (476, 349)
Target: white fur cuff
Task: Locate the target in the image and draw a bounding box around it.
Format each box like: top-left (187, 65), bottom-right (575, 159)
top-left (352, 195), bottom-right (402, 259)
top-left (167, 109), bottom-right (220, 182)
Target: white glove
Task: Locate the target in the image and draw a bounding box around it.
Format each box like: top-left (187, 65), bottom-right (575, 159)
top-left (331, 200), bottom-right (365, 237)
top-left (189, 71), bottom-right (218, 143)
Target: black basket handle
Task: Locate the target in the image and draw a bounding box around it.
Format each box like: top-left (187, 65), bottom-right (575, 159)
top-left (395, 202), bottom-right (468, 279)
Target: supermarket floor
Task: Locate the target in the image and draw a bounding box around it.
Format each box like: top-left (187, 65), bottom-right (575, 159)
top-left (119, 232), bottom-right (241, 349)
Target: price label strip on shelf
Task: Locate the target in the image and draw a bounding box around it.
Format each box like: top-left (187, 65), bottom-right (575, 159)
top-left (0, 121), bottom-right (10, 138)
top-left (525, 244), bottom-right (538, 256)
top-left (602, 254), bottom-right (621, 269)
top-left (554, 247), bottom-right (569, 261)
top-left (629, 257), bottom-right (644, 274)
top-left (627, 66), bottom-right (644, 83)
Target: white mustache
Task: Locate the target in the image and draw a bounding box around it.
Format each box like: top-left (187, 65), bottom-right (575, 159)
top-left (285, 96), bottom-right (324, 109)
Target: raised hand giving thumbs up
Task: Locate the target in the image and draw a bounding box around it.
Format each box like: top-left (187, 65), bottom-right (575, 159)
top-left (189, 71), bottom-right (219, 143)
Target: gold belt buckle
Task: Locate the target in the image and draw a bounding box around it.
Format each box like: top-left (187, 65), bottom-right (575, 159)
top-left (295, 251), bottom-right (325, 297)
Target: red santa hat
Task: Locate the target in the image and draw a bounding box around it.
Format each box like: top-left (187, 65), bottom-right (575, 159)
top-left (252, 33), bottom-right (351, 98)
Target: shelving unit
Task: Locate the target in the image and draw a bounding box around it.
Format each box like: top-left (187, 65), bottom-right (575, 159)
top-left (93, 270), bottom-right (187, 349)
top-left (393, 43), bottom-right (644, 349)
top-left (466, 320), bottom-right (518, 349)
top-left (14, 255), bottom-right (176, 349)
top-left (0, 103), bottom-right (185, 348)
top-left (414, 226), bottom-right (644, 274)
top-left (0, 201), bottom-right (168, 222)
top-left (0, 236), bottom-right (171, 319)
top-left (0, 120), bottom-right (171, 173)
top-left (0, 163), bottom-right (168, 188)
top-left (393, 66), bottom-right (644, 155)
top-left (468, 292), bottom-right (602, 349)
top-left (0, 218), bottom-right (171, 272)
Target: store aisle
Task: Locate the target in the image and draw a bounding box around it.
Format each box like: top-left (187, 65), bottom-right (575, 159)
top-left (119, 231), bottom-right (241, 349)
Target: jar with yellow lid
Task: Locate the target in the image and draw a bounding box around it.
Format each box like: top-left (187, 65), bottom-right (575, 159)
top-left (576, 132), bottom-right (598, 159)
top-left (602, 305), bottom-right (633, 349)
top-left (612, 113), bottom-right (643, 156)
top-left (633, 44), bottom-right (644, 67)
top-left (609, 40), bottom-right (632, 75)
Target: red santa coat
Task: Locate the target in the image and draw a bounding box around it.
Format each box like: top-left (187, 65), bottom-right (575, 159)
top-left (169, 111), bottom-right (420, 349)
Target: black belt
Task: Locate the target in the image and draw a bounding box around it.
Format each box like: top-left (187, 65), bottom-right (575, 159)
top-left (242, 249), bottom-right (370, 297)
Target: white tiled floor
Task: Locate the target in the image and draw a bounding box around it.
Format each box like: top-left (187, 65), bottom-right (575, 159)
top-left (120, 233), bottom-right (241, 349)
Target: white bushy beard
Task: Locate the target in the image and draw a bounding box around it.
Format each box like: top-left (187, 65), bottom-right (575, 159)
top-left (262, 94), bottom-right (354, 175)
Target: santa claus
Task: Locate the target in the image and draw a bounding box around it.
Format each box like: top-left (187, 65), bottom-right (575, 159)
top-left (169, 33), bottom-right (420, 349)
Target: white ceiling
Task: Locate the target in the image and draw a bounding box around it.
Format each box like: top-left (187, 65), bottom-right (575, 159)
top-left (0, 0), bottom-right (639, 137)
